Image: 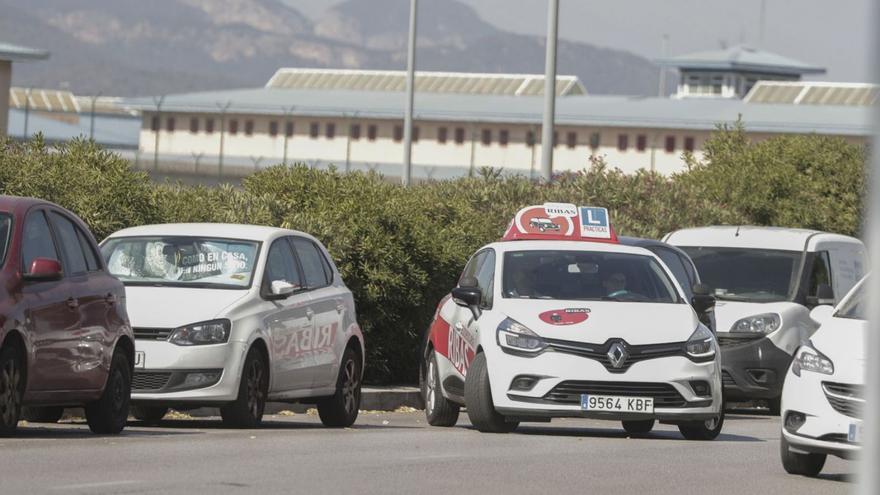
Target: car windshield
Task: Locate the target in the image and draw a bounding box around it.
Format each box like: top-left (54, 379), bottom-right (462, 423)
top-left (101, 236), bottom-right (259, 289)
top-left (680, 247), bottom-right (802, 302)
top-left (836, 281), bottom-right (867, 321)
top-left (502, 250), bottom-right (680, 303)
top-left (0, 213), bottom-right (10, 268)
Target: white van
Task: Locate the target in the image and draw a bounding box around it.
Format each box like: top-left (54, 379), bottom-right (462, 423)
top-left (663, 226), bottom-right (867, 413)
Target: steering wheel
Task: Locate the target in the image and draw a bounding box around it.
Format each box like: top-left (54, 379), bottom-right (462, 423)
top-left (608, 289), bottom-right (630, 298)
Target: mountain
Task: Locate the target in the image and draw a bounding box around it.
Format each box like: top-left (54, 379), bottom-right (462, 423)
top-left (1, 0), bottom-right (663, 96)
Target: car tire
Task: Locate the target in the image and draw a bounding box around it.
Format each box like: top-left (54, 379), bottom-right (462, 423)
top-left (465, 353), bottom-right (518, 434)
top-left (622, 419), bottom-right (655, 435)
top-left (22, 406), bottom-right (64, 423)
top-left (422, 352), bottom-right (460, 427)
top-left (86, 351), bottom-right (131, 435)
top-left (131, 406), bottom-right (168, 423)
top-left (678, 412), bottom-right (724, 441)
top-left (0, 346), bottom-right (24, 436)
top-left (318, 348), bottom-right (362, 428)
top-left (221, 347), bottom-right (269, 428)
top-left (780, 436), bottom-right (826, 477)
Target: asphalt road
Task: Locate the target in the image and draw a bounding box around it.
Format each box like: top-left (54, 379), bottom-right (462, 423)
top-left (0, 409), bottom-right (855, 495)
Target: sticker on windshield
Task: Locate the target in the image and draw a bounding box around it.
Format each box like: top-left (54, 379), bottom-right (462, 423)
top-left (539, 308), bottom-right (591, 326)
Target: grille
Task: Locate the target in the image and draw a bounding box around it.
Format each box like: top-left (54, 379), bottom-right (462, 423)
top-left (823, 382), bottom-right (864, 419)
top-left (545, 338), bottom-right (685, 373)
top-left (721, 371), bottom-right (737, 388)
top-left (133, 371), bottom-right (172, 391)
top-left (134, 327), bottom-right (173, 341)
top-left (717, 333), bottom-right (764, 348)
top-left (544, 381), bottom-right (687, 408)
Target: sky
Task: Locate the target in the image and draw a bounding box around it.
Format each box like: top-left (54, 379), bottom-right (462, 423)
top-left (284, 0), bottom-right (874, 83)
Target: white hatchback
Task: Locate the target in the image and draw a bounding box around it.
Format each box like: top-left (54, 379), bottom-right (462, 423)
top-left (421, 205), bottom-right (724, 439)
top-left (101, 223), bottom-right (365, 428)
top-left (780, 276), bottom-right (868, 477)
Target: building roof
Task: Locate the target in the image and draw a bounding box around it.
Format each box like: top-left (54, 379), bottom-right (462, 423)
top-left (0, 42), bottom-right (49, 62)
top-left (744, 81), bottom-right (878, 107)
top-left (657, 45), bottom-right (825, 76)
top-left (125, 87), bottom-right (872, 137)
top-left (6, 109), bottom-right (140, 149)
top-left (266, 68), bottom-right (586, 97)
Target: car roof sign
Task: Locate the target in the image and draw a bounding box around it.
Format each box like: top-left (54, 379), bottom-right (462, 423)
top-left (502, 204), bottom-right (618, 243)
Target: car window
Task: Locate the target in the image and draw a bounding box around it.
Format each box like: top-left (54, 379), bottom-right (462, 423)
top-left (264, 239), bottom-right (303, 292)
top-left (291, 237), bottom-right (331, 289)
top-left (475, 249), bottom-right (496, 308)
top-left (22, 210), bottom-right (59, 273)
top-left (75, 227), bottom-right (101, 272)
top-left (49, 211), bottom-right (88, 275)
top-left (651, 246), bottom-right (692, 297)
top-left (0, 213), bottom-right (11, 268)
top-left (808, 251), bottom-right (832, 297)
top-left (678, 253), bottom-right (698, 286)
top-left (460, 251), bottom-right (487, 284)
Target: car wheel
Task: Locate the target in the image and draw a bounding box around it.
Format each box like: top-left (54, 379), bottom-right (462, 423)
top-left (22, 406), bottom-right (64, 423)
top-left (422, 352), bottom-right (460, 427)
top-left (0, 346), bottom-right (24, 436)
top-left (678, 412), bottom-right (724, 441)
top-left (622, 419), bottom-right (655, 435)
top-left (465, 353), bottom-right (518, 433)
top-left (221, 347), bottom-right (268, 428)
top-left (86, 351), bottom-right (131, 435)
top-left (780, 435), bottom-right (826, 477)
top-left (318, 348), bottom-right (362, 427)
top-left (131, 406), bottom-right (168, 424)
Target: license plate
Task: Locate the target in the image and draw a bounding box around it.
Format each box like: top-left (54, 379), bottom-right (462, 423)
top-left (581, 394), bottom-right (654, 413)
top-left (134, 351), bottom-right (146, 369)
top-left (849, 423), bottom-right (863, 443)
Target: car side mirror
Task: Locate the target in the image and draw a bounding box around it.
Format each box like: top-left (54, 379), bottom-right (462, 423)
top-left (691, 283), bottom-right (716, 317)
top-left (452, 276), bottom-right (482, 320)
top-left (806, 284), bottom-right (835, 307)
top-left (809, 304), bottom-right (835, 326)
top-left (265, 280), bottom-right (299, 301)
top-left (23, 258), bottom-right (63, 282)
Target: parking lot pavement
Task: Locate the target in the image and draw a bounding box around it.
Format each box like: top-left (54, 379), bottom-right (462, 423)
top-left (0, 410), bottom-right (853, 495)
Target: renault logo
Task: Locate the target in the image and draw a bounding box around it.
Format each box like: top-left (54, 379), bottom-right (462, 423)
top-left (607, 342), bottom-right (629, 369)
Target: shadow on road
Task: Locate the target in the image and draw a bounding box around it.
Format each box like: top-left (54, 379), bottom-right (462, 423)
top-left (132, 418), bottom-right (420, 431)
top-left (508, 425), bottom-right (763, 443)
top-left (2, 423), bottom-right (200, 440)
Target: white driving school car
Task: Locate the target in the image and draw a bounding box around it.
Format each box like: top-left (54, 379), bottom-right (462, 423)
top-left (421, 204), bottom-right (723, 439)
top-left (780, 276), bottom-right (869, 477)
top-left (101, 223), bottom-right (365, 428)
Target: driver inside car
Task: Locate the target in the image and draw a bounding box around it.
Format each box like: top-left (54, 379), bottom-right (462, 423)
top-left (603, 271), bottom-right (628, 297)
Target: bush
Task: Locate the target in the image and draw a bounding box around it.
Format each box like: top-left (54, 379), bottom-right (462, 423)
top-left (0, 128), bottom-right (867, 383)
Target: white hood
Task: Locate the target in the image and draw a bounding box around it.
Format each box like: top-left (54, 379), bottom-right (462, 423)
top-left (124, 286), bottom-right (251, 328)
top-left (494, 299), bottom-right (699, 345)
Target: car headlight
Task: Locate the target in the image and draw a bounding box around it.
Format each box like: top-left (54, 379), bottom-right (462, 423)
top-left (169, 319), bottom-right (231, 346)
top-left (497, 318), bottom-right (547, 354)
top-left (730, 313), bottom-right (781, 334)
top-left (791, 342), bottom-right (834, 376)
top-left (685, 326), bottom-right (716, 362)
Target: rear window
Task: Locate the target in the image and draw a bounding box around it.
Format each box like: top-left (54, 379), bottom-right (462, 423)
top-left (0, 214), bottom-right (10, 267)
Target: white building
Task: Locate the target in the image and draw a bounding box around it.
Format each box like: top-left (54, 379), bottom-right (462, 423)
top-left (127, 50), bottom-right (872, 181)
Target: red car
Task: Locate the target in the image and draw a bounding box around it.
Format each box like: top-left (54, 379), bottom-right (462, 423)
top-left (0, 196), bottom-right (133, 435)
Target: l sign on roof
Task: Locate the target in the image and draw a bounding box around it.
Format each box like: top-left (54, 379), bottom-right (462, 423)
top-left (580, 207), bottom-right (612, 239)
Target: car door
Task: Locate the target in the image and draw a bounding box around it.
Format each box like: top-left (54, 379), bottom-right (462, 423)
top-left (450, 250), bottom-right (493, 379)
top-left (290, 236), bottom-right (343, 389)
top-left (19, 208), bottom-right (83, 392)
top-left (47, 210), bottom-right (120, 391)
top-left (261, 237), bottom-right (314, 392)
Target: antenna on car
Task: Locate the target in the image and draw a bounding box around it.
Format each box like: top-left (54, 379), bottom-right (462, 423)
top-left (735, 226), bottom-right (741, 237)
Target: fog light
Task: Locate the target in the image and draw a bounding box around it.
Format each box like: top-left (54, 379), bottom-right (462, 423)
top-left (183, 372), bottom-right (221, 388)
top-left (689, 380), bottom-right (711, 397)
top-left (784, 411), bottom-right (806, 433)
top-left (510, 375), bottom-right (540, 392)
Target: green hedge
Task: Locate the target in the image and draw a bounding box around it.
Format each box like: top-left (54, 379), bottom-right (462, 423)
top-left (0, 127), bottom-right (867, 383)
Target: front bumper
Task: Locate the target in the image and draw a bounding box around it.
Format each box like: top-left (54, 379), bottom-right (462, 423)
top-left (131, 340), bottom-right (248, 404)
top-left (781, 367), bottom-right (862, 460)
top-left (717, 335), bottom-right (792, 400)
top-left (486, 346), bottom-right (722, 422)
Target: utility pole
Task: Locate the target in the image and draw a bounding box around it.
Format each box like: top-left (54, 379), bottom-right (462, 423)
top-left (540, 0), bottom-right (559, 182)
top-left (759, 0), bottom-right (767, 47)
top-left (152, 95), bottom-right (165, 171)
top-left (282, 105), bottom-right (295, 166)
top-left (345, 111), bottom-right (358, 173)
top-left (217, 101), bottom-right (231, 179)
top-left (23, 88), bottom-right (32, 138)
top-left (658, 34), bottom-right (669, 97)
top-left (402, 0), bottom-right (417, 186)
top-left (89, 92), bottom-right (102, 141)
